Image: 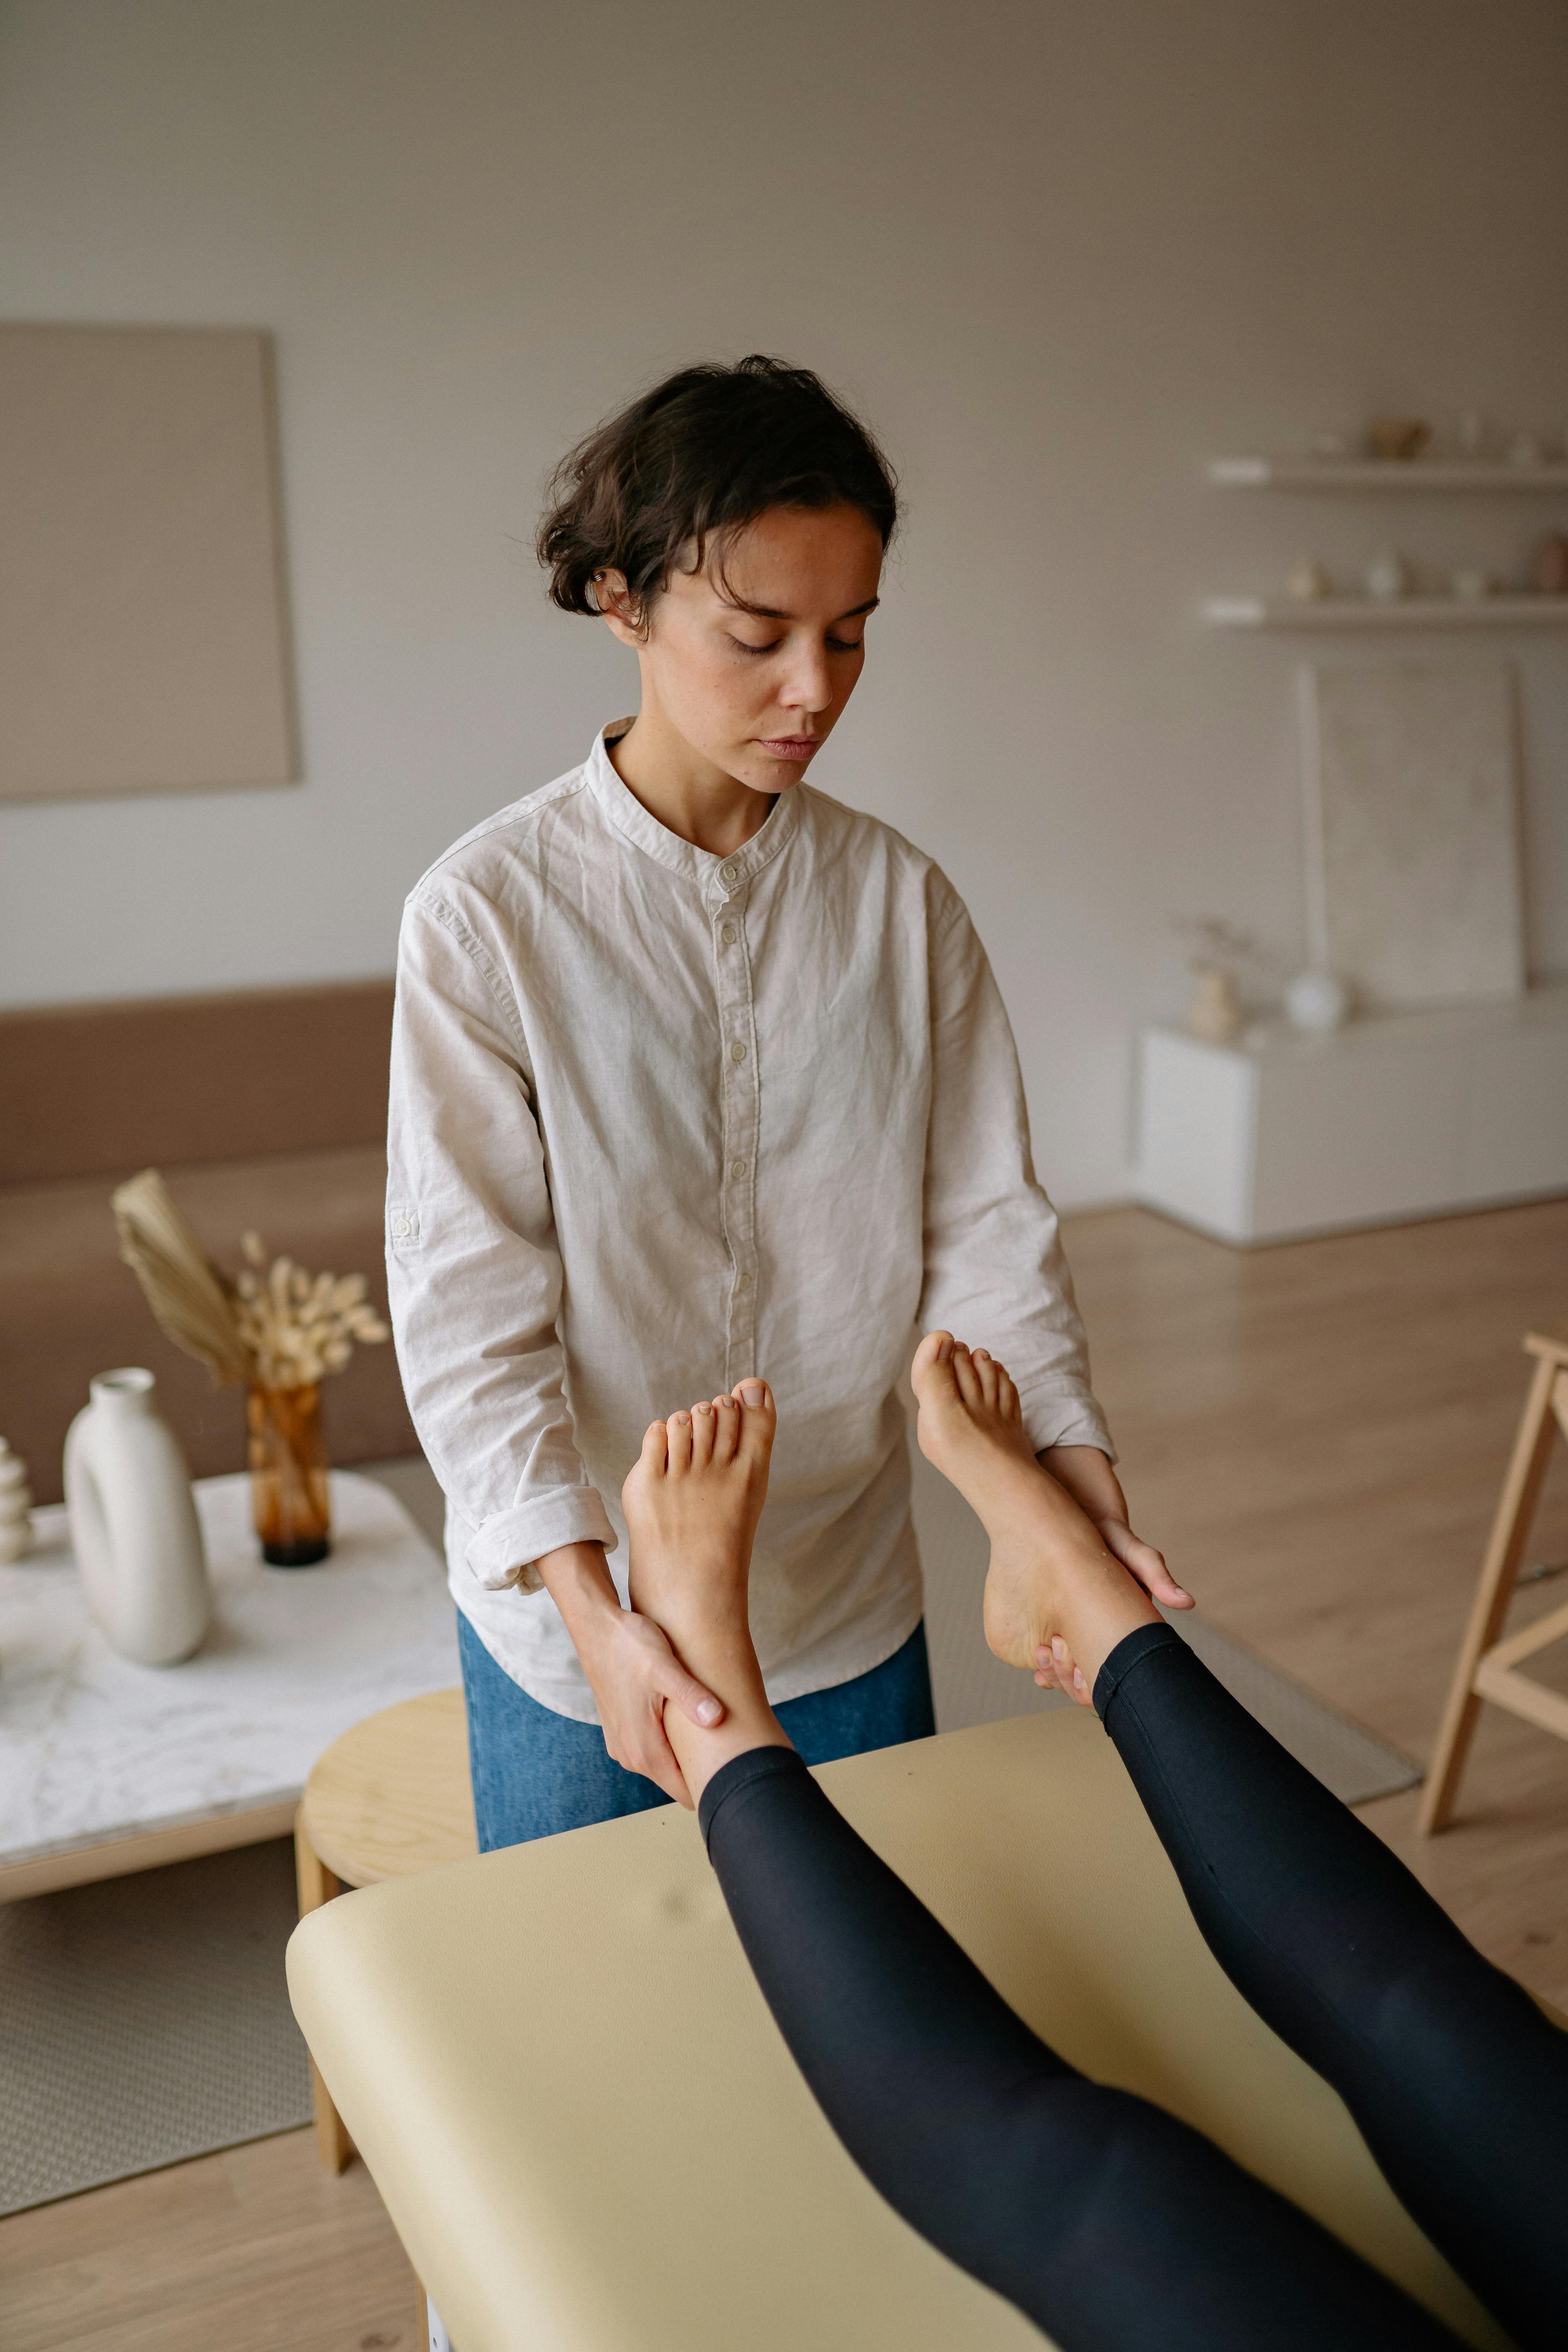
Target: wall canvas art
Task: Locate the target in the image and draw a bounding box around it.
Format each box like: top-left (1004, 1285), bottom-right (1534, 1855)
top-left (1298, 662), bottom-right (1524, 1011)
top-left (0, 325), bottom-right (296, 802)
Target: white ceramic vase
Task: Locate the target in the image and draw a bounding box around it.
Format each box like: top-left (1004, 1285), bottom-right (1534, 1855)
top-left (1285, 969), bottom-right (1352, 1035)
top-left (64, 1369), bottom-right (210, 1665)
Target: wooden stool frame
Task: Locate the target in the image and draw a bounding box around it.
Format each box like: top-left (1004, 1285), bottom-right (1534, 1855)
top-left (294, 1686), bottom-right (477, 2171)
top-left (1420, 1331), bottom-right (1568, 1835)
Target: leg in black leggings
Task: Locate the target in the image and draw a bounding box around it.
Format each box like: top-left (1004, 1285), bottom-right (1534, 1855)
top-left (1094, 1621), bottom-right (1568, 2350)
top-left (700, 1739), bottom-right (1465, 2352)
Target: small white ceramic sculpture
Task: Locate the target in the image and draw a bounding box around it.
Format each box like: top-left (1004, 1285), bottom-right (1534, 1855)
top-left (1508, 433), bottom-right (1544, 468)
top-left (64, 1369), bottom-right (210, 1665)
top-left (1186, 968), bottom-right (1244, 1044)
top-left (1451, 566), bottom-right (1494, 603)
top-left (1285, 969), bottom-right (1351, 1034)
top-left (1287, 558), bottom-right (1331, 602)
top-left (0, 1437), bottom-right (33, 1564)
top-left (1365, 550), bottom-right (1412, 602)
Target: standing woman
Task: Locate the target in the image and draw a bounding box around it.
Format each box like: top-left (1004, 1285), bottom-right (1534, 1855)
top-left (387, 355), bottom-right (1183, 1846)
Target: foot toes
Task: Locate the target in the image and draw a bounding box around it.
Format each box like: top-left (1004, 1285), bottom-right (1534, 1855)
top-left (639, 1419), bottom-right (669, 1473)
top-left (911, 1331), bottom-right (958, 1399)
top-left (974, 1350), bottom-right (1001, 1410)
top-left (710, 1393), bottom-right (741, 1464)
top-left (733, 1378), bottom-right (777, 1465)
top-left (666, 1409), bottom-right (693, 1474)
top-left (998, 1369), bottom-right (1020, 1422)
top-left (690, 1399), bottom-right (716, 1466)
top-left (951, 1343), bottom-right (983, 1407)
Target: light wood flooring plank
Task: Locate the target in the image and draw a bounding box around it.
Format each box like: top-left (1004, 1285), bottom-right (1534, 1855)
top-left (0, 2129), bottom-right (419, 2352)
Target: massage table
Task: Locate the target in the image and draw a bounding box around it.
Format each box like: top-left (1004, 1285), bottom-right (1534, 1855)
top-left (286, 1709), bottom-right (1511, 2352)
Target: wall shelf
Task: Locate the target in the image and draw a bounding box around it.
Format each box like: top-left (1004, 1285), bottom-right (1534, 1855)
top-left (1202, 593), bottom-right (1568, 631)
top-left (1210, 457), bottom-right (1568, 492)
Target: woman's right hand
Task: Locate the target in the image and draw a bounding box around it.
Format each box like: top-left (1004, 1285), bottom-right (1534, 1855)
top-left (535, 1540), bottom-right (724, 1807)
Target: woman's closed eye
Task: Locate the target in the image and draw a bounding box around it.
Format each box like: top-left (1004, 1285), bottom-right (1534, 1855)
top-left (729, 633), bottom-right (865, 657)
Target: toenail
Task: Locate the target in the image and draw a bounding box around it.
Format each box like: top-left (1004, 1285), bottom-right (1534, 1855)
top-left (739, 1381), bottom-right (765, 1405)
top-left (936, 1339), bottom-right (953, 1361)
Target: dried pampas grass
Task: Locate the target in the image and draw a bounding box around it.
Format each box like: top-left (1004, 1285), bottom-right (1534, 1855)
top-left (112, 1169), bottom-right (250, 1385)
top-left (111, 1168), bottom-right (390, 1393)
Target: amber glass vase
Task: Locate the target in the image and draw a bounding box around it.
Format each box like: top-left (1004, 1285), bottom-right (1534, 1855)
top-left (248, 1382), bottom-right (331, 1566)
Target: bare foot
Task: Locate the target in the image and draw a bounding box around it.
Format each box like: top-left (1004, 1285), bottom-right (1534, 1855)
top-left (622, 1380), bottom-right (791, 1802)
top-left (911, 1332), bottom-right (1159, 1704)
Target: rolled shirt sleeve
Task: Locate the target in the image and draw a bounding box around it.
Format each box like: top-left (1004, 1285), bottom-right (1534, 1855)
top-left (387, 888), bottom-right (615, 1594)
top-left (917, 888), bottom-right (1115, 1462)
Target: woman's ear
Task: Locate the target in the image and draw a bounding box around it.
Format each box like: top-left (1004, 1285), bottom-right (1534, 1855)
top-left (593, 569), bottom-right (646, 648)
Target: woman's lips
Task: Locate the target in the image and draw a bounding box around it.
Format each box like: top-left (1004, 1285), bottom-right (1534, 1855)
top-left (757, 736), bottom-right (820, 761)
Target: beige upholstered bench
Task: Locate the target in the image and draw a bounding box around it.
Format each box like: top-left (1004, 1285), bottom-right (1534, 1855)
top-left (287, 1708), bottom-right (1507, 2352)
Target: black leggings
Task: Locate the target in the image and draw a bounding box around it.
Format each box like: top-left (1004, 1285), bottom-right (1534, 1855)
top-left (697, 1624), bottom-right (1568, 2352)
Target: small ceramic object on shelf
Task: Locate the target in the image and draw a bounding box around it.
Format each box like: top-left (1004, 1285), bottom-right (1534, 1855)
top-left (1451, 566), bottom-right (1494, 603)
top-left (1185, 968), bottom-right (1243, 1045)
top-left (64, 1368), bottom-right (210, 1666)
top-left (1366, 418), bottom-right (1430, 463)
top-left (0, 1436), bottom-right (33, 1564)
top-left (1508, 432), bottom-right (1544, 468)
top-left (1534, 532), bottom-right (1568, 595)
top-left (1456, 410), bottom-right (1488, 459)
top-left (1310, 432), bottom-right (1352, 460)
top-left (1285, 969), bottom-right (1351, 1035)
top-left (1287, 557), bottom-right (1331, 602)
top-left (1365, 549), bottom-right (1412, 602)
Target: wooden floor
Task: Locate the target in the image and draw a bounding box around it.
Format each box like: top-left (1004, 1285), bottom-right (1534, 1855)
top-left (2, 1197), bottom-right (1565, 2347)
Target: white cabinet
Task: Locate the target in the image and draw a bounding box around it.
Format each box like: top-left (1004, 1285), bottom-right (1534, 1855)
top-left (1134, 987), bottom-right (1568, 1244)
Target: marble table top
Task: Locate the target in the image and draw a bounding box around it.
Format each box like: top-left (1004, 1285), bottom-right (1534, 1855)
top-left (1, 1471), bottom-right (458, 1873)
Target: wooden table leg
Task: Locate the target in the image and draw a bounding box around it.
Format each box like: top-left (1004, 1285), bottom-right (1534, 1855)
top-left (1419, 1352), bottom-right (1562, 1835)
top-left (295, 1807), bottom-right (355, 2172)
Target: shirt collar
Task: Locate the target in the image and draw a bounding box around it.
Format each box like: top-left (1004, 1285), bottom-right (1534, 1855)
top-left (585, 720), bottom-right (801, 896)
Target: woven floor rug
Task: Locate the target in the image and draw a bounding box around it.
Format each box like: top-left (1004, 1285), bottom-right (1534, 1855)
top-left (1, 1455), bottom-right (1417, 2217)
top-left (0, 1837), bottom-right (310, 2217)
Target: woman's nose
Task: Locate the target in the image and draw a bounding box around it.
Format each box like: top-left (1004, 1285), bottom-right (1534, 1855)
top-left (780, 644), bottom-right (833, 714)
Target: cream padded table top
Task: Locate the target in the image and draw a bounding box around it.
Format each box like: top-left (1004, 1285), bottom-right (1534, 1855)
top-left (287, 1710), bottom-right (1508, 2352)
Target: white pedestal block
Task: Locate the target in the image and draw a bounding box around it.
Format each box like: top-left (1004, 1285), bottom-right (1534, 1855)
top-left (1134, 985), bottom-right (1568, 1245)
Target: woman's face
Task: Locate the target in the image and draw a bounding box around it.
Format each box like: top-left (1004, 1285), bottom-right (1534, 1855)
top-left (602, 502), bottom-right (884, 795)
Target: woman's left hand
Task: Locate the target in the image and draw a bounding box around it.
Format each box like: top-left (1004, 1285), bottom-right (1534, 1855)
top-left (1036, 1443), bottom-right (1192, 1612)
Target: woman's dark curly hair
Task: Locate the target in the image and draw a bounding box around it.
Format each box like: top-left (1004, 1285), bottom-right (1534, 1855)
top-left (537, 355), bottom-right (898, 622)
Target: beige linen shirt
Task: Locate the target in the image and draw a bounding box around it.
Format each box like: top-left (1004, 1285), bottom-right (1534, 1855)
top-left (387, 723), bottom-right (1112, 1723)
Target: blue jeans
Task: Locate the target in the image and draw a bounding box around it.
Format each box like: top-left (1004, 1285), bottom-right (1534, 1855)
top-left (457, 1610), bottom-right (936, 1849)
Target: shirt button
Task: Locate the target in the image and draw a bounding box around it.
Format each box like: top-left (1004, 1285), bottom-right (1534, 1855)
top-left (735, 1270), bottom-right (752, 1293)
top-left (731, 1158), bottom-right (747, 1179)
top-left (719, 862), bottom-right (738, 886)
top-left (730, 1040), bottom-right (747, 1063)
top-left (720, 923), bottom-right (737, 946)
top-left (393, 1217), bottom-right (411, 1237)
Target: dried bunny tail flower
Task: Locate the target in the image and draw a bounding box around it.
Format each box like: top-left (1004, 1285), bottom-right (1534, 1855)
top-left (241, 1230), bottom-right (267, 1267)
top-left (233, 1242), bottom-right (392, 1391)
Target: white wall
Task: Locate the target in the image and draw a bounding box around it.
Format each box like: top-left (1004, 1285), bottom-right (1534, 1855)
top-left (3, 0), bottom-right (1566, 1203)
